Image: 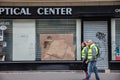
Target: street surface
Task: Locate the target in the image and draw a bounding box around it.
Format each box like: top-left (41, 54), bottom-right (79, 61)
top-left (0, 70), bottom-right (120, 80)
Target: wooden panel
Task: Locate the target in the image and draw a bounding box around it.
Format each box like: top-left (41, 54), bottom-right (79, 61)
top-left (40, 34), bottom-right (75, 60)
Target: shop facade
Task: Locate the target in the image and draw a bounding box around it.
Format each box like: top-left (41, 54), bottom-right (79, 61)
top-left (0, 5), bottom-right (120, 70)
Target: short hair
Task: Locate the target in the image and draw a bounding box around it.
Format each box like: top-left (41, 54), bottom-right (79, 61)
top-left (88, 40), bottom-right (93, 43)
top-left (82, 42), bottom-right (86, 46)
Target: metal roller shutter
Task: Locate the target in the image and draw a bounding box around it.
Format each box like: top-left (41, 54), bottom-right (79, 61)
top-left (116, 19), bottom-right (120, 46)
top-left (36, 19), bottom-right (76, 60)
top-left (83, 21), bottom-right (108, 69)
top-left (115, 19), bottom-right (120, 60)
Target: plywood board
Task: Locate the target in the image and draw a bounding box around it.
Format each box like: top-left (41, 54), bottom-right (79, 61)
top-left (40, 34), bottom-right (75, 60)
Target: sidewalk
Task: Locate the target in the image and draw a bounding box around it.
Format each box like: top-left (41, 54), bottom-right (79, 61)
top-left (0, 70), bottom-right (119, 80)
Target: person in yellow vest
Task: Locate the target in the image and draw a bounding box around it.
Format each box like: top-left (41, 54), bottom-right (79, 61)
top-left (81, 41), bottom-right (88, 80)
top-left (85, 40), bottom-right (100, 80)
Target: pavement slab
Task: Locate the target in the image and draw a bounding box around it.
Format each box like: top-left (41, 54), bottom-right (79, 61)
top-left (0, 71), bottom-right (119, 80)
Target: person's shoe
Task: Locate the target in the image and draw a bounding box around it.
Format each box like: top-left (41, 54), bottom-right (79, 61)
top-left (82, 78), bottom-right (86, 80)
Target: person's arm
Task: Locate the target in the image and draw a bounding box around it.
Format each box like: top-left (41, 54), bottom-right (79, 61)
top-left (90, 46), bottom-right (96, 61)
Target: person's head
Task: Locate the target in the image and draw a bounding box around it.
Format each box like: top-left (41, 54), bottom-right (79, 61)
top-left (87, 40), bottom-right (93, 46)
top-left (81, 41), bottom-right (86, 47)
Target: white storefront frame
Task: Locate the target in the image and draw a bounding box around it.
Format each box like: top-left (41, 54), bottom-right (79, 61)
top-left (76, 19), bottom-right (81, 60)
top-left (111, 18), bottom-right (116, 60)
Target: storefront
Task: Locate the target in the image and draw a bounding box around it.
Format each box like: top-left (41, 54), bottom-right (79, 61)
top-left (0, 6), bottom-right (120, 70)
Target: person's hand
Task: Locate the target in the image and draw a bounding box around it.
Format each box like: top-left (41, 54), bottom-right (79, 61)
top-left (85, 60), bottom-right (88, 64)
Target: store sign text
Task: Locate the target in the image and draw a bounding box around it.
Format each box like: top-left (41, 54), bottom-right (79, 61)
top-left (0, 7), bottom-right (72, 16)
top-left (37, 8), bottom-right (72, 15)
top-left (0, 8), bottom-right (31, 15)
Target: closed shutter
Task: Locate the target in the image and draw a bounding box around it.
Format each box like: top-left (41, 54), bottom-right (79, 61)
top-left (115, 19), bottom-right (120, 58)
top-left (13, 20), bottom-right (36, 61)
top-left (83, 21), bottom-right (108, 69)
top-left (116, 19), bottom-right (120, 46)
top-left (36, 19), bottom-right (76, 60)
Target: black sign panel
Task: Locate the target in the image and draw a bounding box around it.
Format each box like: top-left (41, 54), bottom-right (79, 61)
top-left (0, 6), bottom-right (120, 19)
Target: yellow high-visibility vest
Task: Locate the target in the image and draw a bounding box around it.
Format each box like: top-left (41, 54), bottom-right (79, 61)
top-left (87, 44), bottom-right (98, 60)
top-left (82, 47), bottom-right (87, 59)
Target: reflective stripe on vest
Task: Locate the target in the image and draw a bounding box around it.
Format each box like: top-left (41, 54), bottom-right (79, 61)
top-left (88, 44), bottom-right (98, 60)
top-left (82, 47), bottom-right (87, 59)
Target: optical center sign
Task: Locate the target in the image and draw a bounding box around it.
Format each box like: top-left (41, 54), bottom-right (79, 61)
top-left (0, 6), bottom-right (120, 18)
top-left (0, 7), bottom-right (72, 16)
